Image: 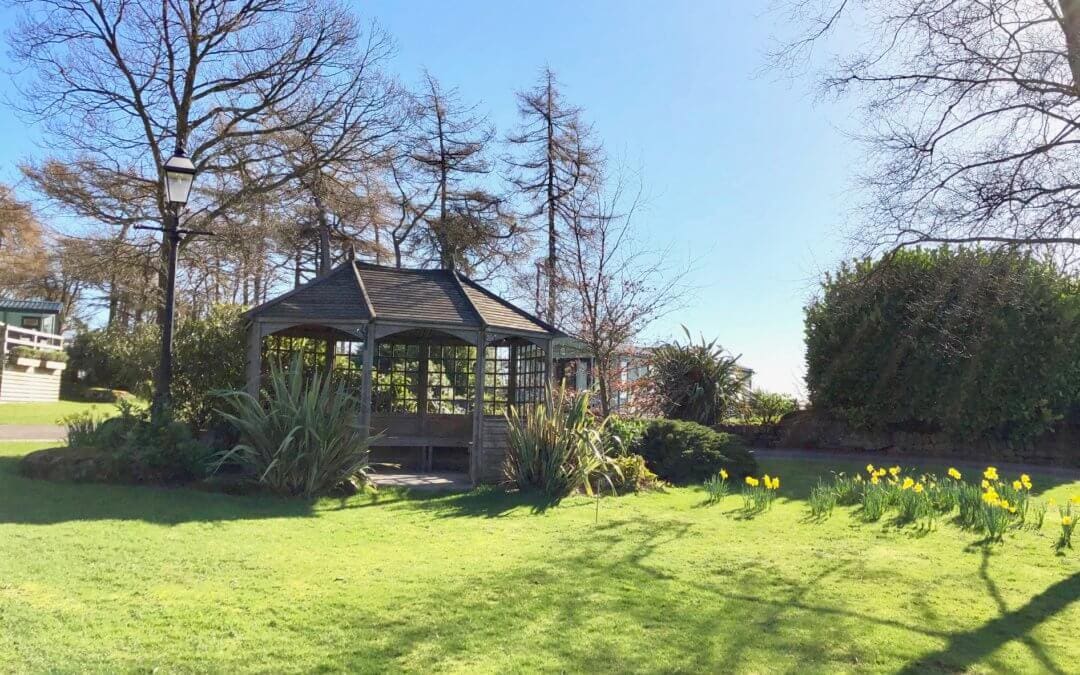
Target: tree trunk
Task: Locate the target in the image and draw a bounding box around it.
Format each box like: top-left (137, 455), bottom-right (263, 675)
top-left (314, 192), bottom-right (332, 277)
top-left (1060, 1), bottom-right (1080, 90)
top-left (545, 74), bottom-right (557, 325)
top-left (596, 356), bottom-right (611, 418)
top-left (106, 276), bottom-right (119, 328)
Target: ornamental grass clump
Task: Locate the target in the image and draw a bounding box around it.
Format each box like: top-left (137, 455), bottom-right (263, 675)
top-left (504, 385), bottom-right (619, 499)
top-left (214, 356), bottom-right (373, 498)
top-left (704, 469), bottom-right (730, 504)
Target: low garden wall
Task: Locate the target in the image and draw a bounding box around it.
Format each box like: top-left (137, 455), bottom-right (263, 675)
top-left (774, 410), bottom-right (1080, 467)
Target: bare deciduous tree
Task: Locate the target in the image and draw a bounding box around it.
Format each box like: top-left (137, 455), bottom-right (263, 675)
top-left (8, 0), bottom-right (395, 317)
top-left (565, 172), bottom-right (687, 417)
top-left (771, 0), bottom-right (1080, 253)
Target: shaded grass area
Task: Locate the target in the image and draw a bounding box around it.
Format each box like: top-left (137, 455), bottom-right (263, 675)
top-left (0, 441), bottom-right (1077, 673)
top-left (0, 399), bottom-right (131, 426)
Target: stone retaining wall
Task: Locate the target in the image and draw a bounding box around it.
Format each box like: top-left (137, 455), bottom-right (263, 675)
top-left (776, 410), bottom-right (1080, 467)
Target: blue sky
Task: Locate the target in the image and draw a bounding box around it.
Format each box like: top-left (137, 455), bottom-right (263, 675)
top-left (0, 1), bottom-right (858, 396)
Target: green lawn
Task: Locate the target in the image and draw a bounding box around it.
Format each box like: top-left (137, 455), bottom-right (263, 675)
top-left (1, 441), bottom-right (1077, 673)
top-left (0, 399), bottom-right (125, 426)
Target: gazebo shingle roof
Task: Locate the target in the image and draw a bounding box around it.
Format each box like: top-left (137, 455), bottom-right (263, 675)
top-left (246, 262), bottom-right (561, 337)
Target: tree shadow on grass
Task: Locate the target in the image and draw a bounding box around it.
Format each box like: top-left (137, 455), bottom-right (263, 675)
top-left (901, 551), bottom-right (1078, 674)
top-left (0, 455), bottom-right (314, 525)
top-left (329, 484), bottom-right (564, 520)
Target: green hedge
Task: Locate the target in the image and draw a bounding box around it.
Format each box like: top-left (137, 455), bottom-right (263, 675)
top-left (631, 419), bottom-right (756, 484)
top-left (806, 248), bottom-right (1080, 443)
top-left (67, 304), bottom-right (246, 429)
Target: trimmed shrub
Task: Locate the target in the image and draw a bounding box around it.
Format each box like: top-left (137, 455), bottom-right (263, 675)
top-left (806, 247), bottom-right (1080, 443)
top-left (634, 419), bottom-right (756, 484)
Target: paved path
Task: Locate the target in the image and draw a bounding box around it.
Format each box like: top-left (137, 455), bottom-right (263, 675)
top-left (753, 447), bottom-right (1080, 480)
top-left (369, 471), bottom-right (472, 492)
top-left (0, 425), bottom-right (65, 442)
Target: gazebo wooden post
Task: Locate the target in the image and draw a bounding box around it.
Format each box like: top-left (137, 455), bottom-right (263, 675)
top-left (471, 329), bottom-right (487, 483)
top-left (360, 322), bottom-right (375, 435)
top-left (323, 338), bottom-right (335, 378)
top-left (545, 338), bottom-right (555, 389)
top-left (245, 320), bottom-right (262, 397)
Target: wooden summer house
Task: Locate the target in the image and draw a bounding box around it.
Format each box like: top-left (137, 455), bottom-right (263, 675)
top-left (244, 262), bottom-right (563, 484)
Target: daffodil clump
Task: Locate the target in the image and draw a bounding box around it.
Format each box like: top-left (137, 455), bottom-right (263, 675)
top-left (806, 462), bottom-right (1077, 548)
top-left (704, 468), bottom-right (730, 505)
top-left (1057, 497), bottom-right (1079, 550)
top-left (895, 474), bottom-right (934, 524)
top-left (830, 471), bottom-right (862, 505)
top-left (741, 474), bottom-right (780, 514)
top-left (809, 479), bottom-right (838, 519)
top-left (974, 467), bottom-right (1036, 541)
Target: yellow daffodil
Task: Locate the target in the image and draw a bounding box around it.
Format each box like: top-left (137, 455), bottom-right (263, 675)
top-left (772, 477), bottom-right (780, 490)
top-left (984, 466), bottom-right (999, 481)
top-left (745, 476), bottom-right (759, 487)
top-left (1063, 516), bottom-right (1073, 526)
top-left (866, 464), bottom-right (875, 474)
top-left (901, 477), bottom-right (915, 490)
top-left (1009, 506), bottom-right (1017, 514)
top-left (1020, 474), bottom-right (1032, 489)
top-left (719, 469), bottom-right (728, 481)
top-left (947, 467), bottom-right (962, 480)
top-left (870, 475), bottom-right (880, 485)
top-left (981, 480), bottom-right (990, 489)
top-left (889, 466), bottom-right (901, 477)
top-left (1013, 480), bottom-right (1022, 491)
top-left (913, 483), bottom-right (924, 494)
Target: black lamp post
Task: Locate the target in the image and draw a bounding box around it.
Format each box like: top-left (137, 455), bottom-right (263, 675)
top-left (152, 146), bottom-right (196, 420)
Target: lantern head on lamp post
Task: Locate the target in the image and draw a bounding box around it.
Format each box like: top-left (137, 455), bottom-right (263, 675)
top-left (163, 151), bottom-right (196, 206)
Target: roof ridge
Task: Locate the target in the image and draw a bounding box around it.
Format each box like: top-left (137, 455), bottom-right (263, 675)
top-left (354, 261), bottom-right (444, 274)
top-left (449, 269), bottom-right (487, 328)
top-left (352, 262), bottom-right (377, 320)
